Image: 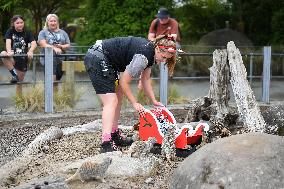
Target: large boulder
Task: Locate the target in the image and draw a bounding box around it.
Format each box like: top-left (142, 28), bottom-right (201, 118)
top-left (170, 133), bottom-right (284, 189)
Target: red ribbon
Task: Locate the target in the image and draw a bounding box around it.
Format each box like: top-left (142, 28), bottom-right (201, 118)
top-left (158, 45), bottom-right (176, 53)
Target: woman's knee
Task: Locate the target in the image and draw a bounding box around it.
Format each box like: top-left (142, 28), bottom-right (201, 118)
top-left (100, 94), bottom-right (119, 107)
top-left (0, 51), bottom-right (7, 55)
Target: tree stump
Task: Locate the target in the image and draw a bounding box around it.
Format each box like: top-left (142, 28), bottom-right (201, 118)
top-left (185, 41), bottom-right (266, 142)
top-left (227, 41), bottom-right (266, 132)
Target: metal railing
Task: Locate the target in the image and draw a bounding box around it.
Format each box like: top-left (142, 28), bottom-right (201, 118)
top-left (0, 46), bottom-right (283, 112)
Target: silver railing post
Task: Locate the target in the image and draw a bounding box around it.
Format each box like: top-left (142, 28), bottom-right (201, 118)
top-left (44, 47), bottom-right (54, 113)
top-left (262, 46), bottom-right (271, 103)
top-left (160, 62), bottom-right (168, 106)
top-left (249, 53), bottom-right (253, 85)
top-left (32, 57), bottom-right (36, 85)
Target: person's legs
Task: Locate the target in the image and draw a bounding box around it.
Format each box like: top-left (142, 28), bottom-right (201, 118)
top-left (110, 84), bottom-right (133, 146)
top-left (99, 93), bottom-right (119, 135)
top-left (53, 58), bottom-right (63, 92)
top-left (16, 69), bottom-right (25, 81)
top-left (15, 69), bottom-right (26, 95)
top-left (112, 85), bottom-right (123, 130)
top-left (98, 92), bottom-right (119, 153)
top-left (1, 51), bottom-right (19, 83)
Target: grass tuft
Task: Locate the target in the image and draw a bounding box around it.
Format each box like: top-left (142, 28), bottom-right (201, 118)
top-left (12, 83), bottom-right (84, 112)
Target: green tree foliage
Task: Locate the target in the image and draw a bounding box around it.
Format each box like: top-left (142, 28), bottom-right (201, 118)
top-left (19, 0), bottom-right (84, 34)
top-left (0, 0), bottom-right (17, 35)
top-left (228, 0), bottom-right (284, 45)
top-left (175, 0), bottom-right (231, 43)
top-left (0, 0), bottom-right (84, 36)
top-left (76, 0), bottom-right (173, 45)
top-left (271, 8), bottom-right (284, 44)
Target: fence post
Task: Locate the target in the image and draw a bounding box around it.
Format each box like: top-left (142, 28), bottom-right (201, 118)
top-left (262, 46), bottom-right (271, 103)
top-left (44, 47), bottom-right (53, 113)
top-left (249, 53), bottom-right (253, 85)
top-left (32, 57), bottom-right (38, 85)
top-left (160, 62), bottom-right (168, 106)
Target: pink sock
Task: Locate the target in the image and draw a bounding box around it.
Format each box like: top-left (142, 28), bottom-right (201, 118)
top-left (112, 127), bottom-right (118, 133)
top-left (102, 133), bottom-right (111, 142)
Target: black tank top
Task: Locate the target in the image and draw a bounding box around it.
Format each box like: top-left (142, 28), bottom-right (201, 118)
top-left (102, 37), bottom-right (155, 72)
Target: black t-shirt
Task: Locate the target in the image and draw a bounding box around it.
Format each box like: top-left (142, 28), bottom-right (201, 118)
top-left (102, 37), bottom-right (155, 72)
top-left (4, 28), bottom-right (35, 54)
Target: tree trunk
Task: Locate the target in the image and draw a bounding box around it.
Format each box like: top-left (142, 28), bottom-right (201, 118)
top-left (185, 41), bottom-right (266, 141)
top-left (227, 41), bottom-right (266, 132)
top-left (209, 49), bottom-right (230, 117)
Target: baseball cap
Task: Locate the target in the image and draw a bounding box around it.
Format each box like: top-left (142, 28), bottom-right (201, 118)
top-left (156, 8), bottom-right (170, 19)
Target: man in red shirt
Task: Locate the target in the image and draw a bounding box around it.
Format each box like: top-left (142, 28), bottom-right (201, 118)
top-left (148, 8), bottom-right (181, 49)
top-left (137, 8), bottom-right (181, 90)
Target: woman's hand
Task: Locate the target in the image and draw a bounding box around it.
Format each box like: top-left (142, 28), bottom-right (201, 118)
top-left (133, 102), bottom-right (146, 117)
top-left (53, 46), bottom-right (62, 54)
top-left (27, 51), bottom-right (33, 59)
top-left (54, 44), bottom-right (63, 50)
top-left (153, 100), bottom-right (164, 107)
top-left (7, 51), bottom-right (14, 57)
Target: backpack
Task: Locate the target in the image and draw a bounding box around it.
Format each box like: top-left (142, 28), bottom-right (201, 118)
top-left (153, 18), bottom-right (182, 40)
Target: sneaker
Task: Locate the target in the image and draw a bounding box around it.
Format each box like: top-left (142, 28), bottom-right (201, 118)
top-left (10, 75), bottom-right (19, 84)
top-left (100, 141), bottom-right (118, 153)
top-left (111, 129), bottom-right (133, 147)
top-left (150, 143), bottom-right (162, 154)
top-left (175, 148), bottom-right (195, 158)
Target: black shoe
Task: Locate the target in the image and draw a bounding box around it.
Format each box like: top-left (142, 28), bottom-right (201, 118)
top-left (150, 144), bottom-right (195, 158)
top-left (10, 75), bottom-right (19, 84)
top-left (175, 148), bottom-right (196, 158)
top-left (150, 144), bottom-right (162, 154)
top-left (100, 141), bottom-right (118, 153)
top-left (111, 129), bottom-right (133, 147)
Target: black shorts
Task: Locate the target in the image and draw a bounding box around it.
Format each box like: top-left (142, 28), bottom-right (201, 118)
top-left (84, 52), bottom-right (117, 94)
top-left (14, 56), bottom-right (28, 72)
top-left (53, 57), bottom-right (63, 80)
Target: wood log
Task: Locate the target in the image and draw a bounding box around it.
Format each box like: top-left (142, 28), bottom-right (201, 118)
top-left (209, 49), bottom-right (230, 117)
top-left (227, 41), bottom-right (266, 132)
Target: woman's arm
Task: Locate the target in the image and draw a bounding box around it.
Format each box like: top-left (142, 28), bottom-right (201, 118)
top-left (140, 68), bottom-right (162, 106)
top-left (27, 41), bottom-right (37, 59)
top-left (55, 30), bottom-right (71, 51)
top-left (38, 39), bottom-right (52, 48)
top-left (38, 39), bottom-right (62, 54)
top-left (5, 39), bottom-right (13, 56)
top-left (55, 43), bottom-right (70, 51)
top-left (120, 70), bottom-right (145, 113)
top-left (120, 70), bottom-right (136, 104)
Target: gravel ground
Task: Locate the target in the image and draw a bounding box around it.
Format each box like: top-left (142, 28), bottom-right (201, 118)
top-left (2, 103), bottom-right (281, 188)
top-left (0, 107), bottom-right (189, 189)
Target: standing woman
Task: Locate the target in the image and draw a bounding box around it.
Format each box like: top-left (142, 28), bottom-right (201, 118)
top-left (84, 35), bottom-right (177, 153)
top-left (38, 14), bottom-right (70, 81)
top-left (1, 15), bottom-right (37, 84)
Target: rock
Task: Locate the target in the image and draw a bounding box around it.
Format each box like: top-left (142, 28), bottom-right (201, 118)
top-left (144, 177), bottom-right (154, 184)
top-left (23, 126), bottom-right (63, 155)
top-left (262, 104), bottom-right (284, 135)
top-left (170, 133), bottom-right (284, 189)
top-left (59, 151), bottom-right (161, 177)
top-left (62, 120), bottom-right (102, 136)
top-left (13, 176), bottom-right (69, 189)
